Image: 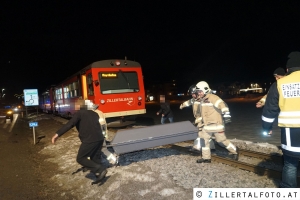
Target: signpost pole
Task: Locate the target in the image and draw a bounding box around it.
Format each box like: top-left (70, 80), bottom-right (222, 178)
top-left (25, 106), bottom-right (28, 119)
top-left (33, 126), bottom-right (36, 145)
top-left (29, 122), bottom-right (38, 145)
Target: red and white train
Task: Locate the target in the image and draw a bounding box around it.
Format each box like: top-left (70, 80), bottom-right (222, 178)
top-left (39, 59), bottom-right (146, 120)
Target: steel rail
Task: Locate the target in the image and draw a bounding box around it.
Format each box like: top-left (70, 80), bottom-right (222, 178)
top-left (239, 149), bottom-right (283, 163)
top-left (209, 141), bottom-right (284, 163)
top-left (169, 144), bottom-right (300, 185)
top-left (179, 141), bottom-right (284, 162)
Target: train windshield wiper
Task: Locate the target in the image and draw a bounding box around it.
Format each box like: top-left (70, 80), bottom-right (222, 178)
top-left (119, 69), bottom-right (131, 89)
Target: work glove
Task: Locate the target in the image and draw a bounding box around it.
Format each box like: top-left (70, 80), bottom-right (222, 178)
top-left (195, 117), bottom-right (202, 124)
top-left (223, 111), bottom-right (231, 124)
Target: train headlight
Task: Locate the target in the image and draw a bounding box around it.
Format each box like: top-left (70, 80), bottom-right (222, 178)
top-left (100, 99), bottom-right (105, 104)
top-left (137, 96), bottom-right (142, 101)
top-left (14, 107), bottom-right (18, 111)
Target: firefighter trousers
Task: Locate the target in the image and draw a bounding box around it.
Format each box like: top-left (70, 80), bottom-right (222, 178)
top-left (199, 128), bottom-right (237, 159)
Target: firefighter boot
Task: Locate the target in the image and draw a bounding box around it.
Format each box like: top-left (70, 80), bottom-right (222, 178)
top-left (196, 147), bottom-right (211, 163)
top-left (230, 147), bottom-right (239, 161)
top-left (196, 158), bottom-right (211, 163)
top-left (227, 144), bottom-right (239, 161)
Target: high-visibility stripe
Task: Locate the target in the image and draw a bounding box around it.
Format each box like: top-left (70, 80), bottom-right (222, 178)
top-left (201, 103), bottom-right (213, 107)
top-left (183, 101), bottom-right (190, 106)
top-left (279, 111), bottom-right (300, 117)
top-left (278, 118), bottom-right (300, 124)
top-left (214, 99), bottom-right (223, 107)
top-left (286, 128), bottom-right (291, 147)
top-left (281, 128), bottom-right (300, 152)
top-left (262, 115), bottom-right (275, 123)
top-left (221, 107), bottom-right (229, 113)
top-left (281, 144), bottom-right (300, 152)
top-left (204, 124), bottom-right (224, 130)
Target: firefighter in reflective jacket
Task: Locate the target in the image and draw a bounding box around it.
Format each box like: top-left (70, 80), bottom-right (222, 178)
top-left (182, 81), bottom-right (238, 163)
top-left (262, 51), bottom-right (300, 188)
top-left (180, 85), bottom-right (215, 151)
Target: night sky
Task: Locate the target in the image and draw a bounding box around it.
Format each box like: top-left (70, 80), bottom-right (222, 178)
top-left (1, 1), bottom-right (300, 100)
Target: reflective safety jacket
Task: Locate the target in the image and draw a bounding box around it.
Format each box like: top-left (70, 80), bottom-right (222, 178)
top-left (262, 70), bottom-right (300, 128)
top-left (278, 71), bottom-right (300, 127)
top-left (198, 94), bottom-right (229, 132)
top-left (262, 69), bottom-right (300, 156)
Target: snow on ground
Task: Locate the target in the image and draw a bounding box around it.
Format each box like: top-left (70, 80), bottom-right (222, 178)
top-left (29, 97), bottom-right (286, 199)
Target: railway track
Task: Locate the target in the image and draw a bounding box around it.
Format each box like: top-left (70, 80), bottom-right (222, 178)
top-left (109, 125), bottom-right (300, 185)
top-left (169, 144), bottom-right (300, 186)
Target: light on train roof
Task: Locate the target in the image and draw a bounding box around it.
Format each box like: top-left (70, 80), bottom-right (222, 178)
top-left (115, 60), bottom-right (121, 66)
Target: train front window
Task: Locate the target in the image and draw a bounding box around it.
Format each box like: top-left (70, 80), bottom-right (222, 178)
top-left (99, 71), bottom-right (140, 94)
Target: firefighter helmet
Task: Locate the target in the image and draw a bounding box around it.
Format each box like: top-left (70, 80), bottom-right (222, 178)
top-left (188, 84), bottom-right (197, 95)
top-left (196, 81), bottom-right (211, 94)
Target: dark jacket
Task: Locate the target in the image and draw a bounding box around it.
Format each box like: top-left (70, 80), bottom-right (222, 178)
top-left (157, 102), bottom-right (173, 118)
top-left (56, 110), bottom-right (104, 143)
top-left (261, 81), bottom-right (280, 132)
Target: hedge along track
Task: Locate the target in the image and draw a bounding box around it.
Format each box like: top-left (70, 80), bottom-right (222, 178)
top-left (168, 144), bottom-right (300, 186)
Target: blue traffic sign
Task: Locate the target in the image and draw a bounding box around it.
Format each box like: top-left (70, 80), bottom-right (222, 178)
top-left (29, 122), bottom-right (38, 127)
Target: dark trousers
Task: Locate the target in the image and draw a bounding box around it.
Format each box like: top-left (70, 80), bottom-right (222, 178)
top-left (280, 127), bottom-right (300, 188)
top-left (76, 140), bottom-right (105, 173)
top-left (280, 154), bottom-right (299, 188)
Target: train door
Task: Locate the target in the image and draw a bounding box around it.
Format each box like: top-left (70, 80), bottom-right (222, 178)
top-left (81, 74), bottom-right (88, 100)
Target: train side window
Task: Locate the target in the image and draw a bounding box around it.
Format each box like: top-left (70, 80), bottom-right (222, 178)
top-left (64, 86), bottom-right (70, 99)
top-left (69, 83), bottom-right (73, 97)
top-left (73, 81), bottom-right (79, 97)
top-left (87, 73), bottom-right (94, 96)
top-left (55, 88), bottom-right (62, 100)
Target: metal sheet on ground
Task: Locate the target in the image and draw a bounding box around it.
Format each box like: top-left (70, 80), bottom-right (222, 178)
top-left (111, 121), bottom-right (198, 155)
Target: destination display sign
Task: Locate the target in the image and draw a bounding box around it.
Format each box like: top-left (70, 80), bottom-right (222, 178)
top-left (101, 73), bottom-right (118, 78)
